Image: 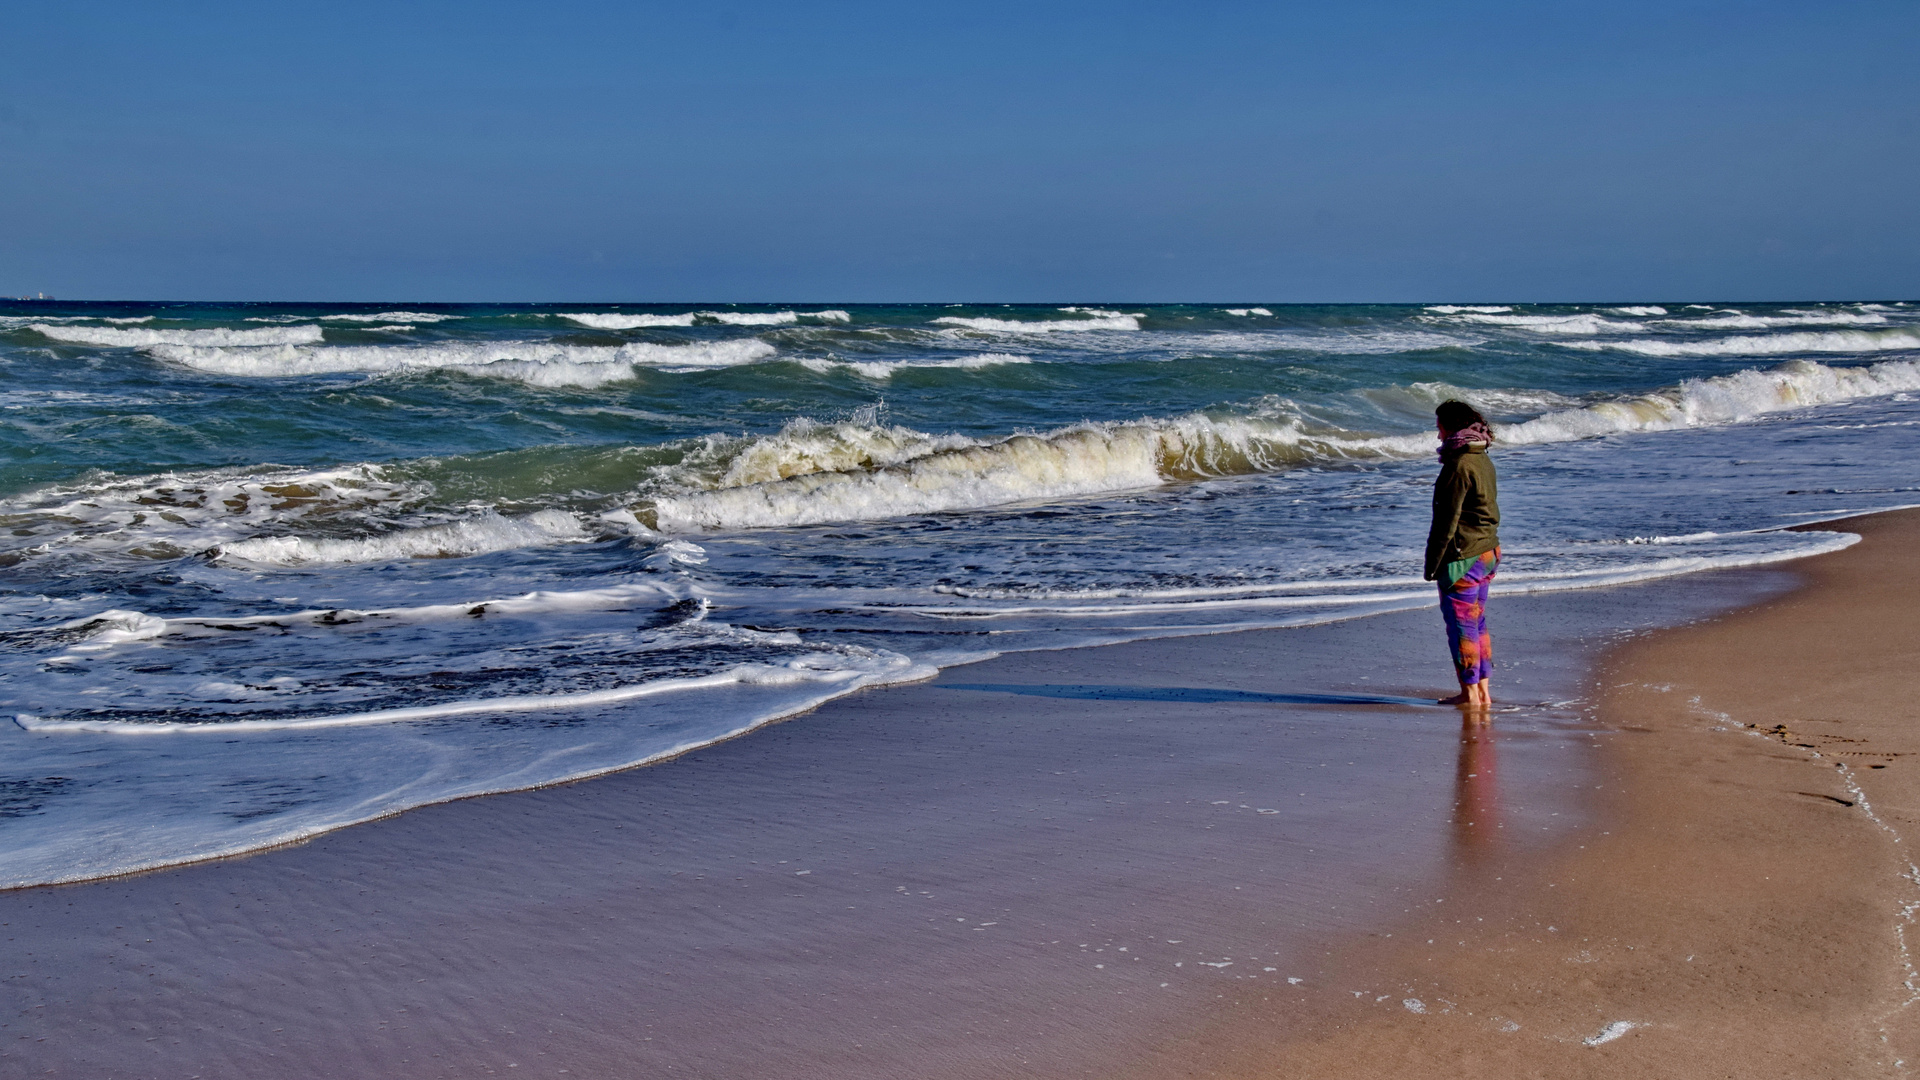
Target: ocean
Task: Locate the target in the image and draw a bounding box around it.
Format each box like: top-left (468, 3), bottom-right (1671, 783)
top-left (2, 300), bottom-right (1916, 888)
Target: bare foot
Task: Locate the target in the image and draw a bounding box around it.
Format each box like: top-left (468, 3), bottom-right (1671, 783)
top-left (1440, 683), bottom-right (1493, 708)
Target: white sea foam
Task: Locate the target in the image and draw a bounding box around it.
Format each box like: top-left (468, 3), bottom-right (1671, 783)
top-left (0, 390), bottom-right (140, 408)
top-left (1605, 306), bottom-right (1667, 316)
top-left (923, 528), bottom-right (1856, 607)
top-left (1223, 308), bottom-right (1274, 317)
top-left (2, 315), bottom-right (154, 328)
top-left (19, 356), bottom-right (1912, 559)
top-left (30, 324), bottom-right (327, 347)
top-left (1273, 329), bottom-right (1476, 355)
top-left (15, 647), bottom-right (927, 737)
top-left (0, 464), bottom-right (426, 565)
top-left (1563, 328), bottom-right (1920, 357)
top-left (247, 312), bottom-right (457, 324)
top-left (17, 358), bottom-right (1908, 564)
top-left (933, 312), bottom-right (1142, 333)
top-left (446, 359), bottom-right (646, 388)
top-left (4, 641), bottom-right (933, 889)
top-left (1441, 312), bottom-right (1646, 334)
top-left (321, 311), bottom-right (459, 323)
top-left (691, 416), bottom-right (982, 491)
top-left (1652, 310), bottom-right (1890, 330)
top-left (54, 583), bottom-right (686, 654)
top-left (1501, 359), bottom-right (1920, 442)
top-left (655, 427), bottom-right (1159, 531)
top-left (804, 353), bottom-right (1033, 380)
top-left (650, 358), bottom-right (1920, 531)
top-left (215, 509), bottom-right (591, 565)
top-left (1098, 328), bottom-right (1477, 359)
top-left (1495, 531), bottom-right (1860, 593)
top-left (905, 531), bottom-right (1863, 626)
top-left (1424, 305), bottom-right (1511, 314)
top-left (56, 609), bottom-right (170, 650)
top-left (1582, 1021), bottom-right (1639, 1047)
top-left (652, 414), bottom-right (1385, 532)
top-left (560, 312), bottom-right (698, 329)
top-left (146, 338), bottom-right (777, 384)
top-left (559, 311), bottom-right (849, 329)
top-left (703, 310), bottom-right (852, 326)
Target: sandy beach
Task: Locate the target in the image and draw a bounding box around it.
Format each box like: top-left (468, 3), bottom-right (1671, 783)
top-left (1142, 507), bottom-right (1920, 1077)
top-left (8, 1), bottom-right (1914, 1074)
top-left (3, 510), bottom-right (1914, 1078)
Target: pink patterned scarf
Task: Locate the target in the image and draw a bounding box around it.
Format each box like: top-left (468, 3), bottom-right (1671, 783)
top-left (1438, 421), bottom-right (1494, 460)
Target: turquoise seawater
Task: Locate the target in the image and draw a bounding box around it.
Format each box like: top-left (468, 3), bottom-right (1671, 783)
top-left (2, 301), bottom-right (1917, 885)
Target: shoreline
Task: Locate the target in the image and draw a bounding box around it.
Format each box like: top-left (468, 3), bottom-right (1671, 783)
top-left (0, 518), bottom-right (1895, 1076)
top-left (4, 529), bottom-right (1860, 894)
top-left (1134, 507), bottom-right (1920, 1077)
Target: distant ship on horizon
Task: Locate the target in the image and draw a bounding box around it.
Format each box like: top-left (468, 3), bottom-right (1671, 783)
top-left (8, 293), bottom-right (55, 301)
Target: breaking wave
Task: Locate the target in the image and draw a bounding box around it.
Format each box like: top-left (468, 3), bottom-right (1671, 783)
top-left (801, 352), bottom-right (1033, 380)
top-left (1437, 312), bottom-right (1646, 334)
top-left (0, 315), bottom-right (155, 329)
top-left (320, 311), bottom-right (459, 324)
top-left (1651, 310), bottom-right (1891, 330)
top-left (557, 310), bottom-right (851, 330)
top-left (1563, 328), bottom-right (1920, 357)
top-left (560, 312), bottom-right (697, 329)
top-left (12, 357), bottom-right (1914, 560)
top-left (1499, 358), bottom-right (1920, 442)
top-left (244, 312), bottom-right (461, 324)
top-left (648, 358), bottom-right (1920, 532)
top-left (705, 309), bottom-right (850, 326)
top-left (647, 415), bottom-right (1378, 532)
top-left (933, 310), bottom-right (1142, 333)
top-left (214, 509), bottom-right (592, 565)
top-left (0, 465), bottom-right (426, 564)
top-left (145, 338), bottom-right (778, 384)
top-left (31, 324), bottom-right (326, 347)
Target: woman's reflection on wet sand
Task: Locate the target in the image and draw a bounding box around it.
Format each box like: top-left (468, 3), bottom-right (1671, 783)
top-left (1451, 712), bottom-right (1503, 867)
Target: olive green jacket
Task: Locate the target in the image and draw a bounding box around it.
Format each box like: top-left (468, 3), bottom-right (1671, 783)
top-left (1424, 445), bottom-right (1500, 581)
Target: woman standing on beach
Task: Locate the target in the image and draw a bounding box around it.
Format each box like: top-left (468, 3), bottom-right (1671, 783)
top-left (1425, 400), bottom-right (1501, 708)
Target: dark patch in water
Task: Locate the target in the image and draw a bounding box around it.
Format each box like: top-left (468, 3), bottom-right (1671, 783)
top-left (0, 776), bottom-right (71, 818)
top-left (638, 597), bottom-right (708, 630)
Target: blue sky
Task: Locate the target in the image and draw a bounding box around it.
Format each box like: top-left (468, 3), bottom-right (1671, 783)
top-left (2, 0), bottom-right (1915, 301)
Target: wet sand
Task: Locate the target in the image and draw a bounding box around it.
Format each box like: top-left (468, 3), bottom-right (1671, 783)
top-left (0, 537), bottom-right (1858, 1078)
top-left (1142, 507), bottom-right (1920, 1078)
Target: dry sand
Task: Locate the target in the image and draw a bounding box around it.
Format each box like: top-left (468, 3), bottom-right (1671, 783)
top-left (1141, 507), bottom-right (1920, 1078)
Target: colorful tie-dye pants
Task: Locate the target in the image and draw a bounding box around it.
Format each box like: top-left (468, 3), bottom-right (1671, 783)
top-left (1440, 548), bottom-right (1499, 686)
